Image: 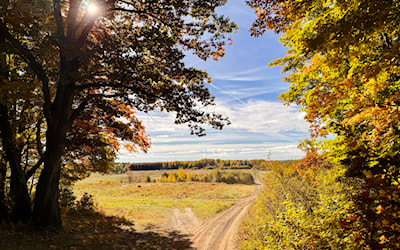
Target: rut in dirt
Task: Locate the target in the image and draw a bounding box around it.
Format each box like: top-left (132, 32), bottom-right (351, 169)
top-left (170, 184), bottom-right (261, 250)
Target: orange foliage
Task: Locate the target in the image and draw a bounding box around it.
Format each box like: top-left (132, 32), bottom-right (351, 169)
top-left (295, 151), bottom-right (330, 176)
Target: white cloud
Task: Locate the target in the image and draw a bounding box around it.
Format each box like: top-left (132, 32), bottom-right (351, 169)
top-left (118, 100), bottom-right (309, 162)
top-left (115, 0), bottom-right (308, 163)
top-left (215, 100), bottom-right (308, 136)
top-left (118, 142), bottom-right (303, 163)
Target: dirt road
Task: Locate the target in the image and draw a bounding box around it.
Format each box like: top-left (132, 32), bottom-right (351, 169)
top-left (188, 185), bottom-right (261, 250)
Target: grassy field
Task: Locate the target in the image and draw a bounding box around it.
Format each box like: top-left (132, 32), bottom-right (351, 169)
top-left (73, 170), bottom-right (256, 230)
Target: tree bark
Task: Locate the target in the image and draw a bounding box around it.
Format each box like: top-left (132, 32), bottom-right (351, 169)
top-left (31, 100), bottom-right (73, 229)
top-left (0, 34), bottom-right (31, 222)
top-left (0, 104), bottom-right (32, 223)
top-left (0, 157), bottom-right (8, 221)
top-left (31, 57), bottom-right (76, 230)
top-left (31, 145), bottom-right (63, 229)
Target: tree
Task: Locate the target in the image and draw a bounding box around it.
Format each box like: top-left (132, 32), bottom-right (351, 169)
top-left (248, 0), bottom-right (400, 248)
top-left (0, 50), bottom-right (42, 223)
top-left (1, 0), bottom-right (236, 229)
top-left (177, 168), bottom-right (186, 182)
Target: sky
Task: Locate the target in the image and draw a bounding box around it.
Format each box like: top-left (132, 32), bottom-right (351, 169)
top-left (117, 1), bottom-right (310, 163)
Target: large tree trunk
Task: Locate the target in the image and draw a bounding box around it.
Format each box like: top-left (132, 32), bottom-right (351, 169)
top-left (9, 166), bottom-right (31, 223)
top-left (0, 53), bottom-right (31, 222)
top-left (31, 104), bottom-right (72, 229)
top-left (31, 58), bottom-right (76, 229)
top-left (0, 158), bottom-right (8, 221)
top-left (0, 104), bottom-right (32, 223)
top-left (31, 144), bottom-right (63, 229)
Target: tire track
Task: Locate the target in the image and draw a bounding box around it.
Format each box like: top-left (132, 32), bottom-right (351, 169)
top-left (189, 185), bottom-right (261, 250)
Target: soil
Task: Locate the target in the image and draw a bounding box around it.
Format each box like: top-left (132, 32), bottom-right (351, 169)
top-left (165, 184), bottom-right (261, 250)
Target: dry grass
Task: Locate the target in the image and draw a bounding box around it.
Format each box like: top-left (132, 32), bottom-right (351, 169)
top-left (73, 170), bottom-right (256, 229)
top-left (0, 170), bottom-right (256, 249)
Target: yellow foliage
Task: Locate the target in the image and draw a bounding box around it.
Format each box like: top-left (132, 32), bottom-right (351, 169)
top-left (239, 164), bottom-right (356, 249)
top-left (177, 168), bottom-right (186, 182)
top-left (168, 173), bottom-right (176, 183)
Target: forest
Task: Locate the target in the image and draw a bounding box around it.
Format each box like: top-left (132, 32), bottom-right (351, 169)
top-left (121, 159), bottom-right (298, 171)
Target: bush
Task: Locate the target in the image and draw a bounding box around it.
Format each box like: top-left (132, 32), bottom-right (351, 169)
top-left (238, 165), bottom-right (356, 249)
top-left (59, 188), bottom-right (96, 214)
top-left (59, 187), bottom-right (76, 211)
top-left (75, 193), bottom-right (95, 212)
top-left (154, 170), bottom-right (255, 185)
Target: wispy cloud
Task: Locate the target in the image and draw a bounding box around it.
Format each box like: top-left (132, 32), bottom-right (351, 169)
top-left (210, 83), bottom-right (246, 105)
top-left (211, 85), bottom-right (288, 101)
top-left (213, 65), bottom-right (278, 81)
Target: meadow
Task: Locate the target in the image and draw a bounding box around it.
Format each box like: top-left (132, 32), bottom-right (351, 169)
top-left (73, 170), bottom-right (257, 231)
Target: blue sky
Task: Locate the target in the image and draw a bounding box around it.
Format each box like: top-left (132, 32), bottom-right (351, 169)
top-left (117, 1), bottom-right (310, 163)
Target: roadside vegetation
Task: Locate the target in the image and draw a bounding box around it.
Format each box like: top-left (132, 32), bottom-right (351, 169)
top-left (239, 157), bottom-right (358, 249)
top-left (243, 0), bottom-right (400, 248)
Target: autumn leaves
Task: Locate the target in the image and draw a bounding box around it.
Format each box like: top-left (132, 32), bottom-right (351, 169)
top-left (248, 0), bottom-right (400, 248)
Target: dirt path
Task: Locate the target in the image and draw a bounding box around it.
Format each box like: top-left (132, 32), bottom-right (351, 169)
top-left (188, 184), bottom-right (261, 250)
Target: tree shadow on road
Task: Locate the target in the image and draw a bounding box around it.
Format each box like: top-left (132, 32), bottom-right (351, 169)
top-left (0, 211), bottom-right (193, 249)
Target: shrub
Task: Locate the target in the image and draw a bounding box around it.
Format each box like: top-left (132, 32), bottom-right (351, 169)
top-left (59, 188), bottom-right (96, 214)
top-left (238, 165), bottom-right (356, 249)
top-left (59, 187), bottom-right (76, 211)
top-left (76, 193), bottom-right (96, 212)
top-left (168, 173), bottom-right (176, 182)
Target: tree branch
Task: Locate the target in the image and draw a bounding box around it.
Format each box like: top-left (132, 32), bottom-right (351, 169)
top-left (66, 0), bottom-right (83, 39)
top-left (70, 98), bottom-right (89, 122)
top-left (36, 118), bottom-right (44, 158)
top-left (25, 157), bottom-right (44, 180)
top-left (78, 19), bottom-right (97, 44)
top-left (114, 7), bottom-right (171, 28)
top-left (53, 0), bottom-right (66, 42)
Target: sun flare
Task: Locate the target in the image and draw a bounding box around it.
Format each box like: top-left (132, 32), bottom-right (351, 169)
top-left (87, 3), bottom-right (98, 14)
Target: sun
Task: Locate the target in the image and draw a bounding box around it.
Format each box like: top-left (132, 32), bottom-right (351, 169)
top-left (87, 3), bottom-right (98, 15)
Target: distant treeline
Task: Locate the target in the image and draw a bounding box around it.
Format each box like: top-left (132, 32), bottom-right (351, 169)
top-left (112, 159), bottom-right (298, 173)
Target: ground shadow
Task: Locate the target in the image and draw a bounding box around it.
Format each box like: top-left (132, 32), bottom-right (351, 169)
top-left (0, 211), bottom-right (193, 249)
